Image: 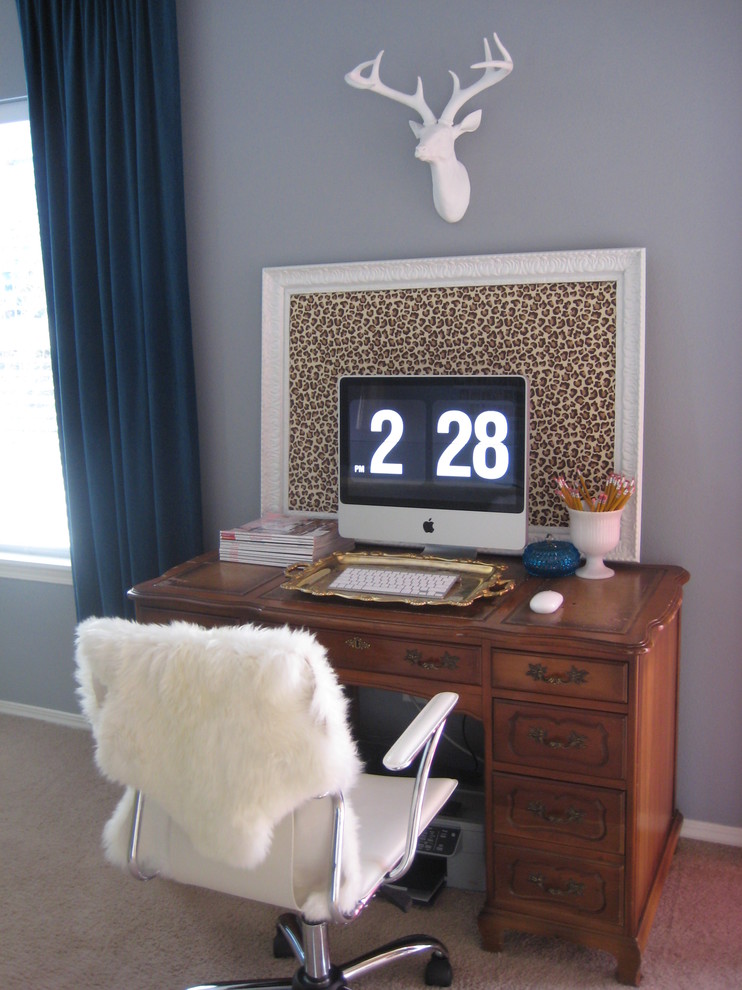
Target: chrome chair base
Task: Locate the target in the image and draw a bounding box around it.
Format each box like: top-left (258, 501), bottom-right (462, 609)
top-left (187, 912), bottom-right (453, 990)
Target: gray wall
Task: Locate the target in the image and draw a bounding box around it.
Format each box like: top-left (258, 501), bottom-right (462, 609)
top-left (0, 0), bottom-right (25, 99)
top-left (0, 578), bottom-right (78, 710)
top-left (2, 0), bottom-right (740, 831)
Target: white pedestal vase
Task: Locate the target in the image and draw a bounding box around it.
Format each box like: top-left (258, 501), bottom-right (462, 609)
top-left (568, 508), bottom-right (623, 580)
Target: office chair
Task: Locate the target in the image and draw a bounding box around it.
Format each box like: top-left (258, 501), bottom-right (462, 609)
top-left (75, 617), bottom-right (459, 989)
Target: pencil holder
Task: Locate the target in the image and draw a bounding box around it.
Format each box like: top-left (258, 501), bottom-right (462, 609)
top-left (568, 508), bottom-right (623, 579)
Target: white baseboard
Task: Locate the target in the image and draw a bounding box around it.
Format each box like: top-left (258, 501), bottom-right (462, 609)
top-left (0, 698), bottom-right (87, 729)
top-left (2, 699), bottom-right (741, 848)
top-left (681, 818), bottom-right (742, 848)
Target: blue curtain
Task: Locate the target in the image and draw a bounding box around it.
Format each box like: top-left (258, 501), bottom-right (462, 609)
top-left (15, 0), bottom-right (203, 618)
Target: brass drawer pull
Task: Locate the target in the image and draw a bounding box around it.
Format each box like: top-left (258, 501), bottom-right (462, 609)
top-left (529, 872), bottom-right (585, 898)
top-left (345, 636), bottom-right (371, 650)
top-left (405, 648), bottom-right (459, 671)
top-left (527, 800), bottom-right (585, 826)
top-left (527, 662), bottom-right (589, 686)
top-left (528, 726), bottom-right (587, 750)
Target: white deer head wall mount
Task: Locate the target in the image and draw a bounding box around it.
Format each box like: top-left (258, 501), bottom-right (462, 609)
top-left (345, 33), bottom-right (513, 223)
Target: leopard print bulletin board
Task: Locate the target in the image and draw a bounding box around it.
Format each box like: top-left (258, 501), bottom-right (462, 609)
top-left (261, 250), bottom-right (645, 561)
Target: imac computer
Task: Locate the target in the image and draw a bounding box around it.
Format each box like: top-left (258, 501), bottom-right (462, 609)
top-left (338, 374), bottom-right (529, 557)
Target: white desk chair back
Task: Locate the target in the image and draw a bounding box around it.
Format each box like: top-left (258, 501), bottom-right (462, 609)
top-left (75, 617), bottom-right (458, 989)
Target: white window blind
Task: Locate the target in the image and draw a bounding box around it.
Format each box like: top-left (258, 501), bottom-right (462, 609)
top-left (0, 99), bottom-right (70, 571)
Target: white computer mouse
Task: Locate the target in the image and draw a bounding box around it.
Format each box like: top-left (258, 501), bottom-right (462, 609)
top-left (529, 590), bottom-right (564, 614)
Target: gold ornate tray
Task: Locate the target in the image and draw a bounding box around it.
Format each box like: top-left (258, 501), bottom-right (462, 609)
top-left (281, 550), bottom-right (514, 607)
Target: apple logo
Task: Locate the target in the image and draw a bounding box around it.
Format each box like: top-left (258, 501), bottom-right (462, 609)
top-left (423, 518), bottom-right (435, 534)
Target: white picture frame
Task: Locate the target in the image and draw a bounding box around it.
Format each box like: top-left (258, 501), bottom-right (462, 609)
top-left (261, 248), bottom-right (645, 561)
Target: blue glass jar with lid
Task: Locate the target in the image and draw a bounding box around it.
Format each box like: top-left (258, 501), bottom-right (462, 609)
top-left (523, 535), bottom-right (580, 577)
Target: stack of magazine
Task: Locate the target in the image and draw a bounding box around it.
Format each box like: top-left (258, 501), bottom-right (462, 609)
top-left (219, 513), bottom-right (352, 566)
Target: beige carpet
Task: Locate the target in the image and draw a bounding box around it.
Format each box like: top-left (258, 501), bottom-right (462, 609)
top-left (1, 712), bottom-right (741, 990)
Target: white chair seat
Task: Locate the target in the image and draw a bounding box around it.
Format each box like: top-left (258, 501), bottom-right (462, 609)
top-left (351, 774), bottom-right (457, 903)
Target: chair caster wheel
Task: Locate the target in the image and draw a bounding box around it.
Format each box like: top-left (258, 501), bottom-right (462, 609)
top-left (273, 926), bottom-right (293, 958)
top-left (425, 951), bottom-right (453, 987)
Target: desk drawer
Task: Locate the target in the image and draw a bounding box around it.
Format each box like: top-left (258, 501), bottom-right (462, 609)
top-left (494, 844), bottom-right (623, 927)
top-left (493, 701), bottom-right (626, 780)
top-left (492, 650), bottom-right (627, 704)
top-left (493, 772), bottom-right (625, 854)
top-left (315, 629), bottom-right (481, 685)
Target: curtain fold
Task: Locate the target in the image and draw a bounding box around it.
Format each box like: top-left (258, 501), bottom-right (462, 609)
top-left (15, 0), bottom-right (203, 618)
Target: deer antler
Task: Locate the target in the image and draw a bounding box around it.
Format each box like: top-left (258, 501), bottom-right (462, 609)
top-left (344, 51), bottom-right (437, 125)
top-left (438, 32), bottom-right (513, 125)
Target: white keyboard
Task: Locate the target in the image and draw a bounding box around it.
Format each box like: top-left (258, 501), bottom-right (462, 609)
top-left (328, 565), bottom-right (458, 599)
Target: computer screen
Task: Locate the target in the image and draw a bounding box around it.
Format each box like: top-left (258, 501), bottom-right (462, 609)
top-left (338, 374), bottom-right (529, 556)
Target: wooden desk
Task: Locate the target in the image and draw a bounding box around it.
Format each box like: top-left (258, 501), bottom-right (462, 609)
top-left (129, 552), bottom-right (689, 986)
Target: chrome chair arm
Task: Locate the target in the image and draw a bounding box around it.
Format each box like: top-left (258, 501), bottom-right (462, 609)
top-left (128, 790), bottom-right (159, 881)
top-left (381, 692), bottom-right (458, 885)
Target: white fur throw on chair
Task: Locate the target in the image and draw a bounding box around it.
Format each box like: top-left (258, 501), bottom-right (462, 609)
top-left (75, 618), bottom-right (362, 874)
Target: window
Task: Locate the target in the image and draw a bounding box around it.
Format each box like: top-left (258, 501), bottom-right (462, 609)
top-left (0, 99), bottom-right (70, 575)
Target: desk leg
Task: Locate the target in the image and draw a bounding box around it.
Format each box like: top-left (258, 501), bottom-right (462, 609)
top-left (615, 941), bottom-right (642, 986)
top-left (477, 906), bottom-right (505, 952)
